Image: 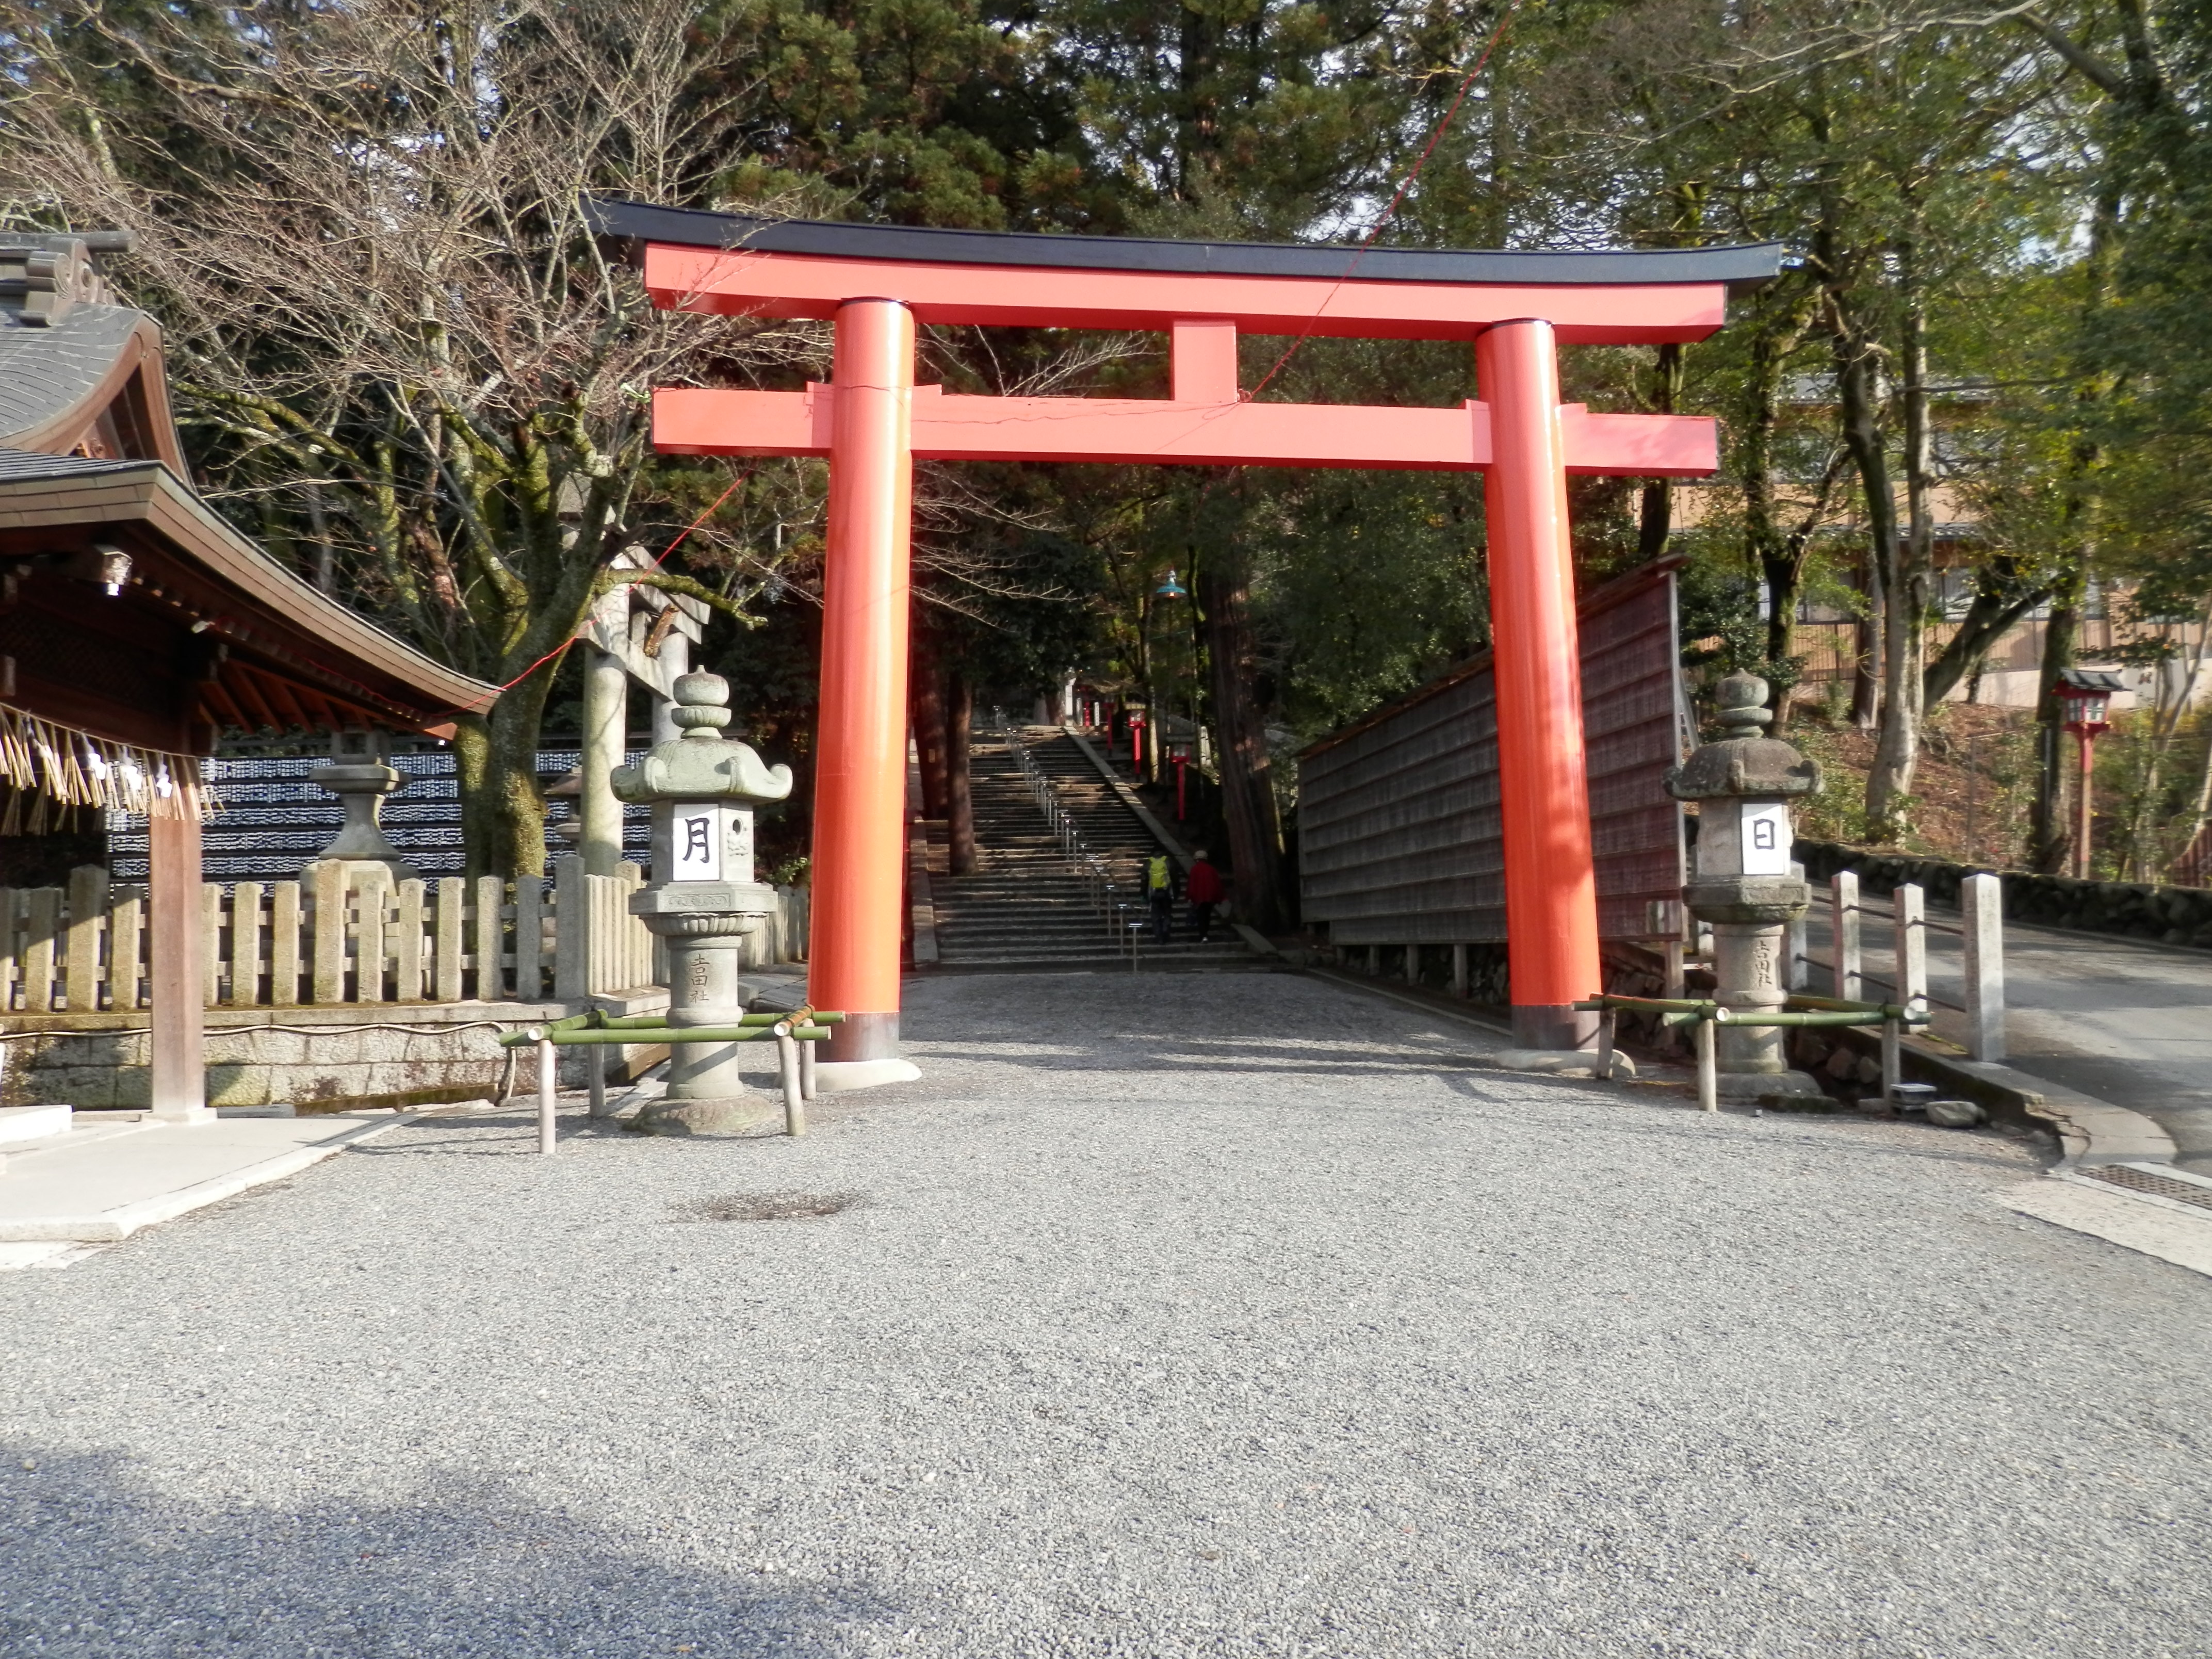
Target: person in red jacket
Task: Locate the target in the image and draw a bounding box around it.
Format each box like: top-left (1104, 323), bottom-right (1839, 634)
top-left (1185, 849), bottom-right (1225, 942)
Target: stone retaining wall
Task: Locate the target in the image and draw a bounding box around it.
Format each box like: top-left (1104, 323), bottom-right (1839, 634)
top-left (1797, 840), bottom-right (2212, 949)
top-left (0, 1002), bottom-right (648, 1111)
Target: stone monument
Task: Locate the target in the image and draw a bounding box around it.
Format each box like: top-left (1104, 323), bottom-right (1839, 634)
top-left (1666, 672), bottom-right (1825, 1100)
top-left (611, 672), bottom-right (793, 1135)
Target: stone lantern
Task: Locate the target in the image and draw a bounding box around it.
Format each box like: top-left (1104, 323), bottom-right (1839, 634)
top-left (611, 672), bottom-right (793, 1135)
top-left (1666, 672), bottom-right (1825, 1100)
top-left (302, 728), bottom-right (419, 889)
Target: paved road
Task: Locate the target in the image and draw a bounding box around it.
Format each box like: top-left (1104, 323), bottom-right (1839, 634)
top-left (3, 972), bottom-right (2208, 1656)
top-left (1802, 883), bottom-right (2212, 1170)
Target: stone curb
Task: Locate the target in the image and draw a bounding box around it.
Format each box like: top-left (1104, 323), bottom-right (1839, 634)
top-left (1820, 1024), bottom-right (2177, 1169)
top-left (1307, 962), bottom-right (2174, 1172)
top-left (0, 1113), bottom-right (410, 1243)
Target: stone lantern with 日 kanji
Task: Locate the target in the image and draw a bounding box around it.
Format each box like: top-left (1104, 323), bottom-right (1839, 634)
top-left (1666, 672), bottom-right (1825, 1099)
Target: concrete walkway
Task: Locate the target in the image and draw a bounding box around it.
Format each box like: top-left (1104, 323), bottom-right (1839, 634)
top-left (1, 971), bottom-right (2207, 1656)
top-left (1802, 883), bottom-right (2212, 1170)
top-left (0, 1109), bottom-right (415, 1266)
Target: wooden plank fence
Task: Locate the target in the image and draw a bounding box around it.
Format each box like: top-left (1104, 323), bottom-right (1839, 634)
top-left (0, 856), bottom-right (810, 1012)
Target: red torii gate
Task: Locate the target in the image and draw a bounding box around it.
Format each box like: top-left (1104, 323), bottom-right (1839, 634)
top-left (595, 201), bottom-right (1781, 1067)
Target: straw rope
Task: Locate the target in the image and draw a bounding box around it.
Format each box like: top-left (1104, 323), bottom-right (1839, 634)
top-left (0, 704), bottom-right (208, 830)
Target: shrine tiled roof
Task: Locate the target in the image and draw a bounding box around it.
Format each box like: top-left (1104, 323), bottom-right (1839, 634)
top-left (0, 306), bottom-right (152, 443)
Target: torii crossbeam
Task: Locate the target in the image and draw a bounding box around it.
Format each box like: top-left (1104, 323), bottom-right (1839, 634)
top-left (595, 201), bottom-right (1782, 1068)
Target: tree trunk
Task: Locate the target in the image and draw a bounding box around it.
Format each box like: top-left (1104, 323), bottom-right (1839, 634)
top-left (1636, 343), bottom-right (1683, 564)
top-left (912, 609), bottom-right (950, 821)
top-left (1922, 557), bottom-right (2051, 705)
top-left (1196, 545), bottom-right (1284, 933)
top-left (1811, 104), bottom-right (1886, 740)
top-left (1850, 557), bottom-right (1883, 729)
top-left (1741, 321), bottom-right (1786, 661)
top-left (1866, 234), bottom-right (1934, 842)
top-left (453, 668), bottom-right (557, 880)
top-left (946, 670), bottom-right (976, 877)
top-left (2030, 576), bottom-right (2083, 873)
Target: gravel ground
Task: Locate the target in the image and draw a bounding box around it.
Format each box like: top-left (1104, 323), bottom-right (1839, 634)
top-left (3, 970), bottom-right (2209, 1658)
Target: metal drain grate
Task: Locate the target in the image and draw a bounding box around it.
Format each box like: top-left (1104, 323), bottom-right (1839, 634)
top-left (2084, 1165), bottom-right (2212, 1212)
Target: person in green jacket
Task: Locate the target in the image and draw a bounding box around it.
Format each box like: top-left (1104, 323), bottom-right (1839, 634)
top-left (1145, 852), bottom-right (1178, 944)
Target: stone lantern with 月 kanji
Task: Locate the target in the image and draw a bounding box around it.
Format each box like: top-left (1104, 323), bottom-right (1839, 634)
top-left (611, 672), bottom-right (792, 1135)
top-left (1666, 672), bottom-right (1825, 1099)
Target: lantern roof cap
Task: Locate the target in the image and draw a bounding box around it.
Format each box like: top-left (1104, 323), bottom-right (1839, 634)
top-left (1665, 673), bottom-right (1823, 802)
top-left (610, 672), bottom-right (792, 805)
top-left (2057, 667), bottom-right (2127, 694)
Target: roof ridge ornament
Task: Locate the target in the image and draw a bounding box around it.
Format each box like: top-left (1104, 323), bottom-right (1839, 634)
top-left (0, 233), bottom-right (129, 327)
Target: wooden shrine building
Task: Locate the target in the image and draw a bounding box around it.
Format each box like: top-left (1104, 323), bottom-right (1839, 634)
top-left (0, 231), bottom-right (494, 1119)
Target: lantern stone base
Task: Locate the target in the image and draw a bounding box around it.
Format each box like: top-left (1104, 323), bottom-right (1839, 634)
top-left (1715, 1068), bottom-right (1823, 1100)
top-left (628, 1092), bottom-right (784, 1137)
top-left (1494, 1048), bottom-right (1636, 1078)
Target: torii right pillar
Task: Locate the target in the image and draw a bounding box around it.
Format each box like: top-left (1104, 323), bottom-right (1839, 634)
top-left (1479, 319), bottom-right (1603, 1054)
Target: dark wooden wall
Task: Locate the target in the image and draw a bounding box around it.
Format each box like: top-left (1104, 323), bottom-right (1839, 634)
top-left (1297, 562), bottom-right (1686, 945)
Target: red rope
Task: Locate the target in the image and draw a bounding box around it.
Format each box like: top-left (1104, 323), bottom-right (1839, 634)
top-left (460, 465), bottom-right (757, 709)
top-left (1245, 7), bottom-right (1520, 403)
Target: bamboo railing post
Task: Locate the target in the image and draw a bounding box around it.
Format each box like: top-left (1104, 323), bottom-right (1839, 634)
top-left (538, 1038), bottom-right (558, 1156)
top-left (1695, 1015), bottom-right (1717, 1113)
top-left (778, 1029), bottom-right (805, 1136)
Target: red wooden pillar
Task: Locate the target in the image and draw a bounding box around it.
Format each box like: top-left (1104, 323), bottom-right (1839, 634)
top-left (808, 298), bottom-right (916, 1064)
top-left (147, 807), bottom-right (208, 1120)
top-left (1477, 319), bottom-right (1602, 1051)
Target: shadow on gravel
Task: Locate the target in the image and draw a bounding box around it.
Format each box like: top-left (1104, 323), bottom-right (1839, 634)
top-left (0, 1444), bottom-right (896, 1657)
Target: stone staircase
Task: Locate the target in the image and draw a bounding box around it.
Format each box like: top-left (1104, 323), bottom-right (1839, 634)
top-left (928, 728), bottom-right (1266, 973)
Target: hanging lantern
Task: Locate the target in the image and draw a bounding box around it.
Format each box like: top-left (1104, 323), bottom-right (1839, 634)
top-left (2056, 667), bottom-right (2122, 734)
top-left (1155, 568), bottom-right (1188, 598)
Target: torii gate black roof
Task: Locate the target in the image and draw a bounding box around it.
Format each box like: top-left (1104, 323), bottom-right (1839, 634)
top-left (588, 199), bottom-right (1786, 297)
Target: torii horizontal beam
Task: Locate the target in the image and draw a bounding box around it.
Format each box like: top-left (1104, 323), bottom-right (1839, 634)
top-left (657, 386), bottom-right (1716, 475)
top-left (658, 317), bottom-right (1718, 474)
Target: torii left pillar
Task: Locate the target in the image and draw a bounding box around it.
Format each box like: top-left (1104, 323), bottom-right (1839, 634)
top-left (809, 299), bottom-right (922, 1082)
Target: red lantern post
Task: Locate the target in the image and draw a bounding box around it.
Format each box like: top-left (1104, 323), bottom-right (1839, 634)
top-left (2057, 668), bottom-right (2122, 880)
